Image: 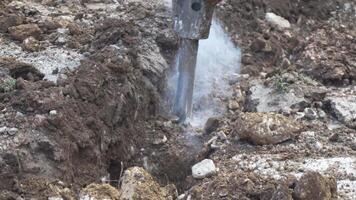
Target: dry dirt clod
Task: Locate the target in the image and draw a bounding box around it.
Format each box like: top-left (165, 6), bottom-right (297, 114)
top-left (0, 14), bottom-right (24, 33)
top-left (293, 171), bottom-right (337, 200)
top-left (8, 23), bottom-right (42, 41)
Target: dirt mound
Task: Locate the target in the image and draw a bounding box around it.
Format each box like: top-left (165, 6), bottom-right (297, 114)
top-left (217, 0), bottom-right (355, 86)
top-left (0, 0), bottom-right (190, 198)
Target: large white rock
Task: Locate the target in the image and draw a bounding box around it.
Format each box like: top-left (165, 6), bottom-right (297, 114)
top-left (265, 12), bottom-right (291, 29)
top-left (192, 159), bottom-right (217, 179)
top-left (328, 96), bottom-right (356, 127)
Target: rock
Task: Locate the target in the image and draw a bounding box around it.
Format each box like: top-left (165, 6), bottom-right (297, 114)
top-left (327, 96), bottom-right (356, 128)
top-left (204, 117), bottom-right (220, 134)
top-left (265, 12), bottom-right (291, 29)
top-left (271, 184), bottom-right (292, 200)
top-left (49, 110), bottom-right (58, 116)
top-left (7, 127), bottom-right (18, 136)
top-left (120, 167), bottom-right (177, 200)
top-left (80, 183), bottom-right (120, 200)
top-left (228, 100), bottom-right (240, 110)
top-left (192, 159), bottom-right (217, 179)
top-left (0, 57), bottom-right (44, 81)
top-left (250, 38), bottom-right (272, 52)
top-left (152, 135), bottom-right (167, 145)
top-left (317, 109), bottom-right (327, 119)
top-left (303, 108), bottom-right (318, 120)
top-left (282, 72), bottom-right (296, 83)
top-left (177, 194), bottom-right (186, 200)
top-left (295, 112), bottom-right (305, 120)
top-left (8, 24), bottom-right (42, 41)
top-left (216, 131), bottom-right (227, 140)
top-left (22, 37), bottom-right (42, 52)
top-left (0, 126), bottom-right (8, 134)
top-left (48, 197), bottom-right (63, 200)
top-left (350, 143), bottom-right (356, 151)
top-left (0, 71), bottom-right (16, 92)
top-left (293, 172), bottom-right (337, 200)
top-left (307, 90), bottom-right (327, 102)
top-left (234, 112), bottom-right (302, 145)
top-left (0, 14), bottom-right (24, 32)
top-left (246, 82), bottom-right (305, 113)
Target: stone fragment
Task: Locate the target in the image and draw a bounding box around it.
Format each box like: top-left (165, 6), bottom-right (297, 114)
top-left (204, 117), bottom-right (220, 134)
top-left (265, 12), bottom-right (291, 29)
top-left (228, 100), bottom-right (239, 110)
top-left (192, 159), bottom-right (216, 179)
top-left (250, 38), bottom-right (272, 52)
top-left (120, 167), bottom-right (177, 200)
top-left (49, 110), bottom-right (58, 116)
top-left (327, 96), bottom-right (356, 128)
top-left (7, 127), bottom-right (18, 136)
top-left (8, 24), bottom-right (42, 41)
top-left (235, 112), bottom-right (302, 145)
top-left (293, 172), bottom-right (337, 200)
top-left (246, 82), bottom-right (305, 113)
top-left (271, 184), bottom-right (292, 200)
top-left (22, 37), bottom-right (42, 52)
top-left (303, 108), bottom-right (318, 120)
top-left (80, 183), bottom-right (120, 200)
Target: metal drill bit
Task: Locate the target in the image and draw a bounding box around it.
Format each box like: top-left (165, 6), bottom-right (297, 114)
top-left (171, 0), bottom-right (221, 122)
top-left (173, 39), bottom-right (199, 121)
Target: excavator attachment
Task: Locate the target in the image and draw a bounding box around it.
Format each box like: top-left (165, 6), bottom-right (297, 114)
top-left (172, 0), bottom-right (221, 121)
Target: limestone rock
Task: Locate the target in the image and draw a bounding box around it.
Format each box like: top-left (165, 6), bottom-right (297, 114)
top-left (327, 96), bottom-right (356, 128)
top-left (246, 82), bottom-right (305, 113)
top-left (120, 167), bottom-right (177, 200)
top-left (8, 24), bottom-right (42, 41)
top-left (192, 159), bottom-right (217, 179)
top-left (234, 112), bottom-right (302, 145)
top-left (293, 172), bottom-right (337, 200)
top-left (265, 12), bottom-right (291, 29)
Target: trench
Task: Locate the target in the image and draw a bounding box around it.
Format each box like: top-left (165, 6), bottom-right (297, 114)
top-left (106, 17), bottom-right (241, 191)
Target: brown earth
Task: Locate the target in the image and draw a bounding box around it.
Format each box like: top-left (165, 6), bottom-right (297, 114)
top-left (0, 0), bottom-right (355, 199)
